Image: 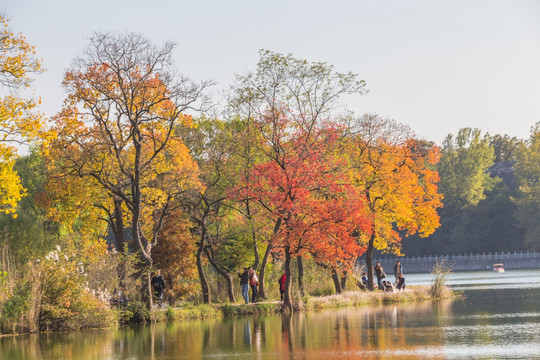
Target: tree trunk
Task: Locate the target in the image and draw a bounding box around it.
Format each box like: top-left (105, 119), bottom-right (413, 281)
top-left (247, 201), bottom-right (260, 271)
top-left (146, 271), bottom-right (154, 312)
top-left (196, 236), bottom-right (210, 303)
top-left (112, 197), bottom-right (126, 251)
top-left (204, 247), bottom-right (235, 303)
top-left (297, 256), bottom-right (304, 297)
top-left (366, 232), bottom-right (376, 291)
top-left (251, 225), bottom-right (260, 271)
top-left (331, 267), bottom-right (342, 294)
top-left (258, 217), bottom-right (282, 298)
top-left (283, 245), bottom-right (293, 311)
top-left (340, 271), bottom-right (348, 290)
top-left (258, 242), bottom-right (272, 298)
top-left (111, 197), bottom-right (129, 292)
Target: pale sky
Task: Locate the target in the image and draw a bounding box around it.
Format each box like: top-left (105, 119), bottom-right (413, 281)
top-left (3, 0), bottom-right (540, 144)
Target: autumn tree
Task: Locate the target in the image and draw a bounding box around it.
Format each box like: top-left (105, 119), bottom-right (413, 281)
top-left (346, 115), bottom-right (442, 290)
top-left (235, 109), bottom-right (370, 309)
top-left (0, 15), bottom-right (44, 216)
top-left (228, 50), bottom-right (367, 299)
top-left (48, 32), bottom-right (210, 307)
top-left (152, 209), bottom-right (198, 301)
top-left (178, 117), bottom-right (241, 303)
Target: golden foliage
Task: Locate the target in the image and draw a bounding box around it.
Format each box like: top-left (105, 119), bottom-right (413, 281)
top-left (0, 15), bottom-right (45, 215)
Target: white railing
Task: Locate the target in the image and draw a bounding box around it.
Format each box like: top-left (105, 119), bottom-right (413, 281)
top-left (376, 251), bottom-right (540, 263)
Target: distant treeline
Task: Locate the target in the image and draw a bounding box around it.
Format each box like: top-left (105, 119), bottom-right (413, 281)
top-left (403, 128), bottom-right (539, 256)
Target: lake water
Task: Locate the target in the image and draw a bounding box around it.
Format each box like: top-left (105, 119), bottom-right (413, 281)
top-left (2, 269), bottom-right (540, 359)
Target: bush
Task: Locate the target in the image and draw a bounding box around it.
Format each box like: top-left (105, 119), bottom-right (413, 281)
top-left (38, 246), bottom-right (115, 331)
top-left (0, 281), bottom-right (33, 333)
top-left (117, 300), bottom-right (151, 324)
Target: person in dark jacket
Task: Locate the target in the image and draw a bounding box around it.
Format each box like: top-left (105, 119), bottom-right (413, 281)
top-left (374, 262), bottom-right (386, 290)
top-left (238, 268), bottom-right (250, 304)
top-left (361, 271), bottom-right (369, 287)
top-left (151, 270), bottom-right (166, 300)
top-left (278, 272), bottom-right (287, 301)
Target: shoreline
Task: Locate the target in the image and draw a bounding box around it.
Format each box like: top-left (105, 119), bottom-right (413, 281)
top-left (160, 285), bottom-right (457, 321)
top-left (0, 285), bottom-right (457, 336)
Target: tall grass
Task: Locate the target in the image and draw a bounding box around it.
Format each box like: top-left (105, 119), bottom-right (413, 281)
top-left (430, 260), bottom-right (452, 298)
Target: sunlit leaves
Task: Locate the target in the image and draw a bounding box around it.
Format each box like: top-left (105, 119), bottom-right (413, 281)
top-left (47, 32), bottom-right (207, 265)
top-left (0, 15), bottom-right (44, 215)
top-left (346, 115), bottom-right (443, 255)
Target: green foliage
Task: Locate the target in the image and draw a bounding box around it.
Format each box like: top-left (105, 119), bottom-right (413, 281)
top-left (0, 150), bottom-right (57, 264)
top-left (220, 303), bottom-right (278, 316)
top-left (438, 128), bottom-right (495, 208)
top-left (1, 281), bottom-right (30, 321)
top-left (513, 123), bottom-right (540, 250)
top-left (117, 300), bottom-right (151, 324)
top-left (215, 226), bottom-right (255, 272)
top-left (165, 306), bottom-right (175, 321)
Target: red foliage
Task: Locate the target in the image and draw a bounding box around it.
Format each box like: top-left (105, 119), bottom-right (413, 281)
top-left (236, 109), bottom-right (372, 270)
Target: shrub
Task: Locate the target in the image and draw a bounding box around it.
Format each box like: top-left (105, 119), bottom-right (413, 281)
top-left (33, 246), bottom-right (114, 331)
top-left (117, 300), bottom-right (151, 324)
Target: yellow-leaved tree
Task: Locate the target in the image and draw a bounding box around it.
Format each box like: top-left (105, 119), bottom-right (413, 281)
top-left (0, 15), bottom-right (44, 216)
top-left (47, 32), bottom-right (210, 308)
top-left (345, 114), bottom-right (443, 290)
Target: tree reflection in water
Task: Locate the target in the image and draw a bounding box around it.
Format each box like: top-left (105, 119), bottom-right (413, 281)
top-left (5, 287), bottom-right (540, 360)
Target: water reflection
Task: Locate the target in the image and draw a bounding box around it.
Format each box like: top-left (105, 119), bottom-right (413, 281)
top-left (2, 270), bottom-right (540, 359)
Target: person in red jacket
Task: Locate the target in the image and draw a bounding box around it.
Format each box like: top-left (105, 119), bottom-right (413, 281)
top-left (278, 272), bottom-right (286, 302)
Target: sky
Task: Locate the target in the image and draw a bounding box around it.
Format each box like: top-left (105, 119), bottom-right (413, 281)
top-left (2, 0), bottom-right (540, 145)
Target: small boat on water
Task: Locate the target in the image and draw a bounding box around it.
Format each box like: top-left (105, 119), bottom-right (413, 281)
top-left (493, 263), bottom-right (505, 273)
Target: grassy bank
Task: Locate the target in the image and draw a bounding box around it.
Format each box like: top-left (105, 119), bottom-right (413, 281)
top-left (304, 285), bottom-right (455, 311)
top-left (158, 285), bottom-right (457, 321)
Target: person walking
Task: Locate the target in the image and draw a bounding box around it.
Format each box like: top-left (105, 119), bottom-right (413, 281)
top-left (151, 269), bottom-right (166, 300)
top-left (248, 267), bottom-right (259, 303)
top-left (238, 267), bottom-right (250, 304)
top-left (394, 260), bottom-right (403, 281)
top-left (374, 262), bottom-right (386, 290)
top-left (278, 272), bottom-right (287, 301)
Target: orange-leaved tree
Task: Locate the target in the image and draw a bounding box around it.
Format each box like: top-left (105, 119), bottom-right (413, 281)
top-left (152, 209), bottom-right (198, 302)
top-left (345, 114), bottom-right (443, 290)
top-left (47, 32), bottom-right (210, 307)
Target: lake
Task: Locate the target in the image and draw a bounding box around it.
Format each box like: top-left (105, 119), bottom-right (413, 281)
top-left (2, 269), bottom-right (540, 359)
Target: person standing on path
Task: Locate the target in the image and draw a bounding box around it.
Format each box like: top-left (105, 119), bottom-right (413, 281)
top-left (151, 269), bottom-right (166, 300)
top-left (278, 272), bottom-right (287, 302)
top-left (238, 268), bottom-right (250, 304)
top-left (248, 267), bottom-right (259, 303)
top-left (394, 260), bottom-right (403, 281)
top-left (374, 262), bottom-right (386, 290)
